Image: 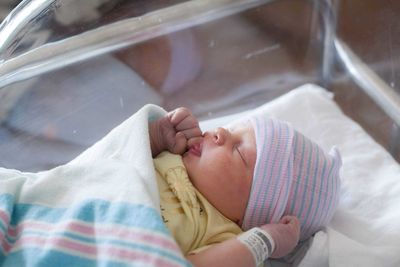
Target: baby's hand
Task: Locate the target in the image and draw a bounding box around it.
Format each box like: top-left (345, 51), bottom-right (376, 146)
top-left (150, 107), bottom-right (202, 156)
top-left (260, 215), bottom-right (300, 258)
top-left (165, 107), bottom-right (203, 154)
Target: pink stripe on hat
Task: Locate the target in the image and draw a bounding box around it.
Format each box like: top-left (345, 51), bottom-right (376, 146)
top-left (242, 116), bottom-right (342, 241)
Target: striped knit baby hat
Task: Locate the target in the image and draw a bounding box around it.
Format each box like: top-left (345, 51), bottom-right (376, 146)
top-left (242, 116), bottom-right (342, 241)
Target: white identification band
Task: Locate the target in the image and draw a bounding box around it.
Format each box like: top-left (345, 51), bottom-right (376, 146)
top-left (237, 227), bottom-right (275, 266)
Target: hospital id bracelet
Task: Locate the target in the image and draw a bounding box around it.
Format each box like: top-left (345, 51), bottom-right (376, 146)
top-left (237, 227), bottom-right (275, 266)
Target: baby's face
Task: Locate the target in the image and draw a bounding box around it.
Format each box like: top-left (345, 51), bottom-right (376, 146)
top-left (182, 120), bottom-right (256, 225)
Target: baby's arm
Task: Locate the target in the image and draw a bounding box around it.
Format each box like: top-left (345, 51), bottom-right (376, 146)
top-left (149, 107), bottom-right (202, 157)
top-left (187, 216), bottom-right (300, 267)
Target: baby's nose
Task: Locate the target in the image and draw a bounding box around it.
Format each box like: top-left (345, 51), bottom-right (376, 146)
top-left (214, 127), bottom-right (228, 145)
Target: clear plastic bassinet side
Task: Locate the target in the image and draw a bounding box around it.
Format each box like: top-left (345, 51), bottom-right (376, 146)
top-left (0, 0), bottom-right (399, 171)
top-left (331, 1), bottom-right (400, 161)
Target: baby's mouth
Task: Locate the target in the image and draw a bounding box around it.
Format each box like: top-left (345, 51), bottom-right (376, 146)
top-left (188, 142), bottom-right (202, 157)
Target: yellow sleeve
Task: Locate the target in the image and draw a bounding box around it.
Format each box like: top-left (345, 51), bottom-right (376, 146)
top-left (187, 231), bottom-right (239, 255)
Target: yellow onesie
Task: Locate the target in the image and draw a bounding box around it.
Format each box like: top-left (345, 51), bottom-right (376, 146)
top-left (153, 151), bottom-right (243, 255)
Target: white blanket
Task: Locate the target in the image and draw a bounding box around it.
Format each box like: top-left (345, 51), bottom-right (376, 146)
top-left (0, 105), bottom-right (191, 267)
top-left (200, 84), bottom-right (400, 267)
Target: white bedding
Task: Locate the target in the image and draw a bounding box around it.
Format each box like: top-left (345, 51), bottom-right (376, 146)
top-left (200, 84), bottom-right (400, 267)
top-left (0, 105), bottom-right (191, 267)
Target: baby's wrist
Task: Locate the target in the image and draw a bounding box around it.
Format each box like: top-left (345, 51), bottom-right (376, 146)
top-left (237, 227), bottom-right (275, 266)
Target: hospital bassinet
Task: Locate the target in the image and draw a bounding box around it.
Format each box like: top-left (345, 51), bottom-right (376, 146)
top-left (1, 1), bottom-right (400, 267)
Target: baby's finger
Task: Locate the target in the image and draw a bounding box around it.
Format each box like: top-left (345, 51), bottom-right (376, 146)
top-left (175, 116), bottom-right (200, 133)
top-left (181, 127), bottom-right (202, 140)
top-left (168, 107), bottom-right (192, 126)
top-left (171, 132), bottom-right (187, 154)
top-left (279, 215), bottom-right (298, 225)
top-left (281, 216), bottom-right (300, 238)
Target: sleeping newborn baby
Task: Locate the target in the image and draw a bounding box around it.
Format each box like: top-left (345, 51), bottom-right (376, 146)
top-left (149, 107), bottom-right (342, 267)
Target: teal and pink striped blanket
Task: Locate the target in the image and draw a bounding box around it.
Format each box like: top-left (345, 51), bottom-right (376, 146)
top-left (0, 105), bottom-right (191, 267)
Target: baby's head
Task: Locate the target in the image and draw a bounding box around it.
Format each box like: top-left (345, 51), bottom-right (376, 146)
top-left (242, 115), bottom-right (342, 241)
top-left (183, 114), bottom-right (341, 241)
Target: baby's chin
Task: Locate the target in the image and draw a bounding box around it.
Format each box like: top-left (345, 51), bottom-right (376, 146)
top-left (182, 153), bottom-right (196, 178)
